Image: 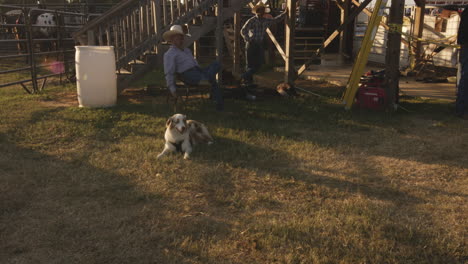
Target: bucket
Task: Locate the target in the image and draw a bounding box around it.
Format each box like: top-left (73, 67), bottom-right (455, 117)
top-left (75, 46), bottom-right (117, 107)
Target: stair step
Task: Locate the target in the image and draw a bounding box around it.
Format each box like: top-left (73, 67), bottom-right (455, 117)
top-left (295, 37), bottom-right (324, 40)
top-left (295, 50), bottom-right (319, 53)
top-left (128, 59), bottom-right (145, 65)
top-left (117, 68), bottom-right (132, 75)
top-left (294, 57), bottom-right (319, 59)
top-left (296, 27), bottom-right (325, 31)
top-left (296, 43), bottom-right (322, 46)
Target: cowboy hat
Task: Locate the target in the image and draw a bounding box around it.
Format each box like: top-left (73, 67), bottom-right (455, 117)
top-left (252, 2), bottom-right (267, 14)
top-left (163, 25), bottom-right (190, 42)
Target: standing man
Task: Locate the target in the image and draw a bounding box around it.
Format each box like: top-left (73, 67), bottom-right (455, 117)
top-left (163, 25), bottom-right (223, 111)
top-left (457, 6), bottom-right (468, 118)
top-left (240, 2), bottom-right (287, 98)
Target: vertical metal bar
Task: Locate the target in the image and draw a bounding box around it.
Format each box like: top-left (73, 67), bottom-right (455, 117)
top-left (98, 26), bottom-right (104, 45)
top-left (25, 9), bottom-right (39, 93)
top-left (87, 30), bottom-right (96, 45)
top-left (216, 0), bottom-right (223, 84)
top-left (130, 12), bottom-right (135, 48)
top-left (128, 13), bottom-right (134, 49)
top-left (139, 1), bottom-right (144, 43)
top-left (155, 0), bottom-right (162, 52)
top-left (233, 11), bottom-right (241, 75)
top-left (106, 25), bottom-right (111, 46)
top-left (146, 0), bottom-right (151, 38)
top-left (122, 17), bottom-right (127, 56)
top-left (114, 21), bottom-right (120, 59)
top-left (40, 78), bottom-right (47, 91)
top-left (170, 0), bottom-right (174, 23)
top-left (163, 0), bottom-right (167, 26)
top-left (177, 0), bottom-right (181, 17)
top-left (56, 11), bottom-right (65, 85)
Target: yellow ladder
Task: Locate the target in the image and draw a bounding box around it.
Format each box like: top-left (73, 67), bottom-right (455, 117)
top-left (342, 0), bottom-right (388, 110)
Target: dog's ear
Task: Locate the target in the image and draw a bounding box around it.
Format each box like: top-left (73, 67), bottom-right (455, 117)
top-left (166, 117), bottom-right (173, 129)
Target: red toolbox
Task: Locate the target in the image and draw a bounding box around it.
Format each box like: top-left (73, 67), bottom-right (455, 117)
top-left (356, 85), bottom-right (387, 110)
top-left (355, 70), bottom-right (387, 110)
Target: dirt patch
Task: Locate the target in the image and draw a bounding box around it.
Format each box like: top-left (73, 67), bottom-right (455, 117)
top-left (40, 91), bottom-right (78, 108)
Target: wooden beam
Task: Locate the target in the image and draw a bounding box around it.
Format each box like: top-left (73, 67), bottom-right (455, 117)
top-left (340, 0), bottom-right (350, 59)
top-left (414, 0), bottom-right (425, 7)
top-left (335, 0), bottom-right (344, 10)
top-left (412, 2), bottom-right (425, 69)
top-left (266, 29), bottom-right (286, 61)
top-left (384, 0), bottom-right (404, 111)
top-left (233, 11), bottom-right (241, 75)
top-left (284, 0), bottom-right (296, 83)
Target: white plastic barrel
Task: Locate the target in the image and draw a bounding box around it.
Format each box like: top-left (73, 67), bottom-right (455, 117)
top-left (75, 46), bottom-right (117, 107)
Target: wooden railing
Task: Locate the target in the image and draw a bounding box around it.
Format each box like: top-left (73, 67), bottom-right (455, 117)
top-left (73, 0), bottom-right (249, 69)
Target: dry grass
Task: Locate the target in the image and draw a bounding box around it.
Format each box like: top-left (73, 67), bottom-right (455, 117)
top-left (0, 79), bottom-right (467, 264)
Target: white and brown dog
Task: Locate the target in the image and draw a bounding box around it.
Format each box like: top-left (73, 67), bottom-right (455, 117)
top-left (157, 114), bottom-right (213, 159)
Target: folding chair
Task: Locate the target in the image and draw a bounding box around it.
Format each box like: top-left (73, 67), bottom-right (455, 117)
top-left (166, 79), bottom-right (211, 112)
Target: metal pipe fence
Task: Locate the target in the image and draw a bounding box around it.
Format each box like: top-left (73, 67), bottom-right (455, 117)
top-left (0, 4), bottom-right (108, 93)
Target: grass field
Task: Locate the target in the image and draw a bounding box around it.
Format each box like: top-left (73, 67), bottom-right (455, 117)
top-left (0, 78), bottom-right (467, 264)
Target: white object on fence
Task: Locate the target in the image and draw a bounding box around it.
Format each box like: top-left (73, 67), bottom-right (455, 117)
top-left (75, 46), bottom-right (117, 107)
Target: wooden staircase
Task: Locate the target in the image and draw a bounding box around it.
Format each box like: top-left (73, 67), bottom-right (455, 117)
top-left (294, 0), bottom-right (328, 64)
top-left (73, 0), bottom-right (251, 91)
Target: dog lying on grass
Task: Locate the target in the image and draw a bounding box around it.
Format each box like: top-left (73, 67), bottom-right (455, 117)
top-left (157, 113), bottom-right (213, 159)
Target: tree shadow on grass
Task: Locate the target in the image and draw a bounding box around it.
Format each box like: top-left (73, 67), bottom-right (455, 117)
top-left (191, 137), bottom-right (423, 206)
top-left (188, 137), bottom-right (465, 263)
top-left (0, 134), bottom-right (233, 264)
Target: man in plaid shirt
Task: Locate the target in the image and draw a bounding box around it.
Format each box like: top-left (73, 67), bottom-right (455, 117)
top-left (240, 2), bottom-right (287, 95)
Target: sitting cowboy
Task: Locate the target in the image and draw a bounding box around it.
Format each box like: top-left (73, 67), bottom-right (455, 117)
top-left (163, 25), bottom-right (223, 111)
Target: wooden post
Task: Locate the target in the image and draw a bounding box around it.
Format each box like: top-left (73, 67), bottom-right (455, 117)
top-left (233, 11), bottom-right (241, 75)
top-left (384, 0), bottom-right (404, 111)
top-left (154, 0), bottom-right (162, 53)
top-left (216, 0), bottom-right (223, 83)
top-left (284, 0), bottom-right (296, 83)
top-left (412, 1), bottom-right (425, 70)
top-left (340, 0), bottom-right (350, 60)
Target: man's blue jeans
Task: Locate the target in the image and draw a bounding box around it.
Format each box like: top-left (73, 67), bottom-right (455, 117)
top-left (457, 45), bottom-right (468, 116)
top-left (180, 61), bottom-right (223, 109)
top-left (241, 41), bottom-right (264, 84)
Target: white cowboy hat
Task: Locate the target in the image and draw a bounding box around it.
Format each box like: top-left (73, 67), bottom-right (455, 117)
top-left (162, 25), bottom-right (190, 42)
